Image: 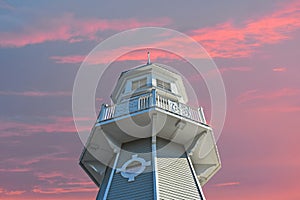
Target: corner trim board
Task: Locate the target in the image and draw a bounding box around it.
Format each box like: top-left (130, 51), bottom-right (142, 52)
top-left (103, 152), bottom-right (120, 200)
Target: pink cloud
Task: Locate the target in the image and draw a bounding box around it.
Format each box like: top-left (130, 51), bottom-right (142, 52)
top-left (50, 55), bottom-right (86, 64)
top-left (214, 182), bottom-right (240, 187)
top-left (0, 168), bottom-right (32, 173)
top-left (0, 188), bottom-right (26, 196)
top-left (206, 185), bottom-right (300, 200)
top-left (32, 187), bottom-right (97, 194)
top-left (189, 66), bottom-right (252, 82)
top-left (0, 14), bottom-right (171, 48)
top-left (0, 115), bottom-right (93, 137)
top-left (0, 120), bottom-right (74, 137)
top-left (191, 0), bottom-right (300, 58)
top-left (236, 88), bottom-right (300, 104)
top-left (50, 48), bottom-right (181, 64)
top-left (272, 67), bottom-right (287, 72)
top-left (1, 150), bottom-right (77, 169)
top-left (35, 172), bottom-right (95, 187)
top-left (32, 172), bottom-right (97, 195)
top-left (49, 0), bottom-right (300, 65)
top-left (250, 105), bottom-right (300, 113)
top-left (36, 172), bottom-right (66, 181)
top-left (219, 66), bottom-right (252, 73)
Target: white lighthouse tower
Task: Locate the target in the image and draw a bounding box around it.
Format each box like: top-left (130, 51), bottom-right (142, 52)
top-left (79, 55), bottom-right (221, 199)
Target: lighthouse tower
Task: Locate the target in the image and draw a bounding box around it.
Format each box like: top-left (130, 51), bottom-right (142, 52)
top-left (79, 55), bottom-right (221, 200)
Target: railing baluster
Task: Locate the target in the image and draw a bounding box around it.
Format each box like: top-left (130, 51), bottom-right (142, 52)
top-left (98, 91), bottom-right (206, 124)
top-left (107, 107), bottom-right (110, 119)
top-left (142, 97), bottom-right (145, 109)
top-left (198, 107), bottom-right (206, 124)
top-left (105, 107), bottom-right (108, 120)
top-left (109, 107), bottom-right (112, 118)
top-left (98, 104), bottom-right (106, 121)
top-left (141, 97), bottom-right (143, 109)
top-left (111, 106), bottom-right (114, 118)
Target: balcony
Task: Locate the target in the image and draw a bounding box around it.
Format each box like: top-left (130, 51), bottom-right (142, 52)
top-left (81, 89), bottom-right (219, 188)
top-left (97, 89), bottom-right (207, 125)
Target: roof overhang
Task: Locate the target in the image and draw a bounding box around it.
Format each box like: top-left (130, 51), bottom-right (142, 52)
top-left (80, 108), bottom-right (221, 187)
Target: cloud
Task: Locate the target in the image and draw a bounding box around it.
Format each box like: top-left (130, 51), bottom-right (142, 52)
top-left (188, 66), bottom-right (252, 82)
top-left (0, 115), bottom-right (93, 137)
top-left (0, 188), bottom-right (26, 196)
top-left (49, 0), bottom-right (300, 65)
top-left (50, 55), bottom-right (86, 64)
top-left (35, 172), bottom-right (95, 188)
top-left (0, 90), bottom-right (71, 97)
top-left (32, 171), bottom-right (97, 194)
top-left (0, 168), bottom-right (32, 173)
top-left (0, 149), bottom-right (77, 173)
top-left (214, 182), bottom-right (240, 187)
top-left (50, 49), bottom-right (180, 64)
top-left (2, 0), bottom-right (299, 61)
top-left (236, 88), bottom-right (300, 104)
top-left (219, 66), bottom-right (252, 73)
top-left (32, 186), bottom-right (97, 194)
top-left (190, 0), bottom-right (300, 58)
top-left (0, 13), bottom-right (171, 48)
top-left (272, 67), bottom-right (287, 72)
top-left (251, 105), bottom-right (300, 113)
top-left (236, 88), bottom-right (300, 114)
top-left (0, 0), bottom-right (14, 10)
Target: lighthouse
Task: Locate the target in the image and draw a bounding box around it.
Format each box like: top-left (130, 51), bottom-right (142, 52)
top-left (79, 55), bottom-right (221, 199)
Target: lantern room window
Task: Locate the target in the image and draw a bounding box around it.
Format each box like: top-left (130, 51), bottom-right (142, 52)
top-left (157, 79), bottom-right (171, 92)
top-left (132, 78), bottom-right (147, 91)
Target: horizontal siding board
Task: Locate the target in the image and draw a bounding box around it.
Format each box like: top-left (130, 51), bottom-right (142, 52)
top-left (157, 138), bottom-right (202, 200)
top-left (106, 138), bottom-right (154, 200)
top-left (97, 166), bottom-right (113, 199)
top-left (98, 137), bottom-right (204, 200)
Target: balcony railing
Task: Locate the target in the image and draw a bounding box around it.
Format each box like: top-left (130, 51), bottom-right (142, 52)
top-left (98, 89), bottom-right (207, 124)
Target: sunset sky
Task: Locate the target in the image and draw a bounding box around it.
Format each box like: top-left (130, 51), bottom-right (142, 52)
top-left (1, 0), bottom-right (300, 199)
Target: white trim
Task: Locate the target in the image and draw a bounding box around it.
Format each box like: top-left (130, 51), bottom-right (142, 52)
top-left (116, 154), bottom-right (151, 182)
top-left (199, 107), bottom-right (207, 124)
top-left (152, 136), bottom-right (159, 200)
top-left (187, 156), bottom-right (206, 200)
top-left (103, 152), bottom-right (120, 200)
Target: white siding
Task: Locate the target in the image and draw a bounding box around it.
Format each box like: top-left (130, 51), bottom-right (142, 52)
top-left (157, 138), bottom-right (204, 200)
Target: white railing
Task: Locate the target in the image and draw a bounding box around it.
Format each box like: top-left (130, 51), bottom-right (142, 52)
top-left (156, 94), bottom-right (169, 110)
top-left (98, 89), bottom-right (206, 124)
top-left (138, 95), bottom-right (151, 110)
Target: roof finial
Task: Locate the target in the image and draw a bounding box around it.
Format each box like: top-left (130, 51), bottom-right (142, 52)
top-left (147, 51), bottom-right (151, 65)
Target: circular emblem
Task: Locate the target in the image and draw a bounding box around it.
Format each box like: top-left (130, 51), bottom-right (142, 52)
top-left (170, 101), bottom-right (179, 114)
top-left (116, 154), bottom-right (151, 182)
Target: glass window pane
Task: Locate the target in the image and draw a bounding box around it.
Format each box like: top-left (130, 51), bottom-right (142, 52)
top-left (132, 81), bottom-right (139, 90)
top-left (157, 79), bottom-right (171, 92)
top-left (140, 78), bottom-right (147, 88)
top-left (165, 82), bottom-right (171, 91)
top-left (132, 78), bottom-right (147, 91)
top-left (157, 79), bottom-right (164, 88)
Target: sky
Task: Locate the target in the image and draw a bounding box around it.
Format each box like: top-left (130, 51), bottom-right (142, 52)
top-left (1, 0), bottom-right (300, 199)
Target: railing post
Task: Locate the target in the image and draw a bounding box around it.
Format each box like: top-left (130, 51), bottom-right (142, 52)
top-left (108, 105), bottom-right (114, 119)
top-left (151, 89), bottom-right (156, 107)
top-left (98, 104), bottom-right (108, 122)
top-left (198, 107), bottom-right (207, 124)
top-left (138, 96), bottom-right (141, 110)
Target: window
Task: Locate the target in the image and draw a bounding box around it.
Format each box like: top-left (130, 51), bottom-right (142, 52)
top-left (132, 78), bottom-right (147, 91)
top-left (157, 79), bottom-right (171, 92)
